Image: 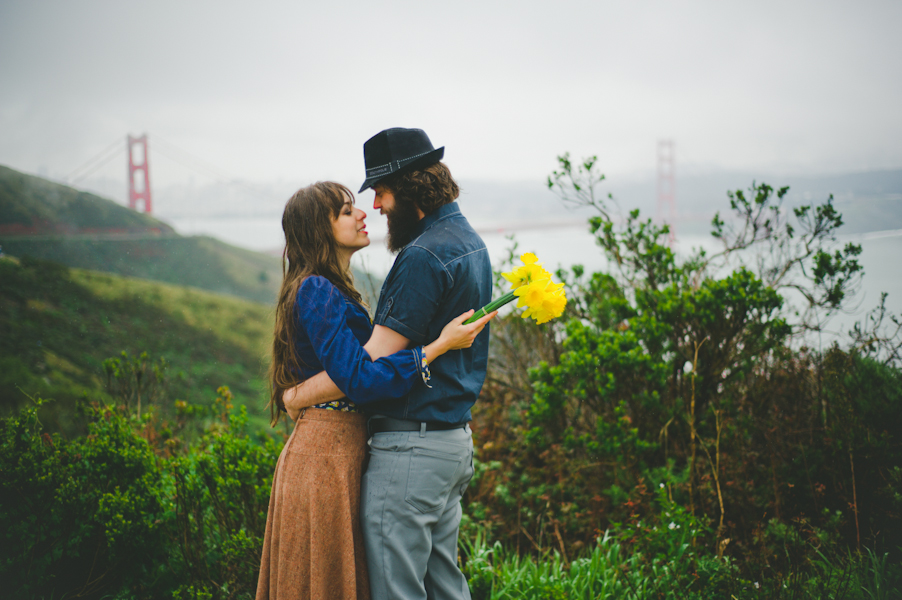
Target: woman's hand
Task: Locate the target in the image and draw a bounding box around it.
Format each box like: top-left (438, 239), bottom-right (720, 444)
top-left (425, 309), bottom-right (497, 361)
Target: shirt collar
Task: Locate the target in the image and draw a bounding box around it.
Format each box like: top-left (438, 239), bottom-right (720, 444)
top-left (411, 202), bottom-right (461, 239)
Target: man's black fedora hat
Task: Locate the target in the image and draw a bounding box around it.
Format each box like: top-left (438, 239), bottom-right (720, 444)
top-left (358, 128), bottom-right (444, 193)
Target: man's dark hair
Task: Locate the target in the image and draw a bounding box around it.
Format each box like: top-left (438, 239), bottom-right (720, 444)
top-left (380, 161), bottom-right (460, 216)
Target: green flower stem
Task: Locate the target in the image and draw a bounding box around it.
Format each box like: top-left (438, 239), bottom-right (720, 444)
top-left (464, 290), bottom-right (517, 324)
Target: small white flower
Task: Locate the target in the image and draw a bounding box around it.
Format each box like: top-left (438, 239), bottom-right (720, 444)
top-left (668, 522), bottom-right (676, 530)
top-left (683, 361), bottom-right (693, 374)
top-left (659, 483), bottom-right (665, 489)
top-left (754, 582), bottom-right (760, 589)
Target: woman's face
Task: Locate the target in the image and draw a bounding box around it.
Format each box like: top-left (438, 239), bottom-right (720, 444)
top-left (332, 198), bottom-right (370, 255)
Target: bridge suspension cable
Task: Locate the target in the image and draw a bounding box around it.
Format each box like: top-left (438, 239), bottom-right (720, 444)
top-left (150, 134), bottom-right (271, 206)
top-left (65, 133), bottom-right (274, 213)
top-left (67, 138), bottom-right (125, 185)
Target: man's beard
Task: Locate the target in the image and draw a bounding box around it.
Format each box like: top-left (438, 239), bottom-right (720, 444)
top-left (385, 198), bottom-right (422, 253)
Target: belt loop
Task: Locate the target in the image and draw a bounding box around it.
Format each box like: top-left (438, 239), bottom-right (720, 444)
top-left (419, 422), bottom-right (427, 438)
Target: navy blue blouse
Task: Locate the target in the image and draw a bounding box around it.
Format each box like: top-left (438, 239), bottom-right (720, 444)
top-left (293, 276), bottom-right (423, 411)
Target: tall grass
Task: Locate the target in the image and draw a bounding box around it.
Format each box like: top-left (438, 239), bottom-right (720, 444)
top-left (460, 529), bottom-right (901, 600)
top-left (462, 530), bottom-right (689, 600)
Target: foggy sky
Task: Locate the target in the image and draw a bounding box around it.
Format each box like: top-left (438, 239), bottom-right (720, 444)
top-left (1, 0), bottom-right (901, 192)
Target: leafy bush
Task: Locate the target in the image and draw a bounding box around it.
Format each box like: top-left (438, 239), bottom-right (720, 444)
top-left (466, 155), bottom-right (902, 589)
top-left (0, 385), bottom-right (282, 599)
top-left (0, 397), bottom-right (164, 598)
top-left (162, 387), bottom-right (280, 599)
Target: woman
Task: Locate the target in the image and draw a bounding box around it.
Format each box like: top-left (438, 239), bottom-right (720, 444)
top-left (255, 182), bottom-right (493, 600)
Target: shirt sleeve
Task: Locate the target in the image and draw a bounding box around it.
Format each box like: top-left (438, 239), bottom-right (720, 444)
top-left (374, 247), bottom-right (448, 345)
top-left (296, 276), bottom-right (422, 405)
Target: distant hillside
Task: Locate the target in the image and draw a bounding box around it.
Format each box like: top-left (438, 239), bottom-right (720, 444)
top-left (456, 169), bottom-right (902, 236)
top-left (0, 164), bottom-right (282, 304)
top-left (0, 164), bottom-right (174, 235)
top-left (0, 255), bottom-right (274, 434)
top-left (1, 234), bottom-right (284, 304)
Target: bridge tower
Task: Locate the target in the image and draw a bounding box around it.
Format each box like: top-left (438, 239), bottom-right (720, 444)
top-left (656, 139), bottom-right (676, 244)
top-left (127, 134), bottom-right (152, 213)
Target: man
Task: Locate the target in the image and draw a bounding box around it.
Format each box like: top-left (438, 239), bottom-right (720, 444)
top-left (284, 127), bottom-right (493, 600)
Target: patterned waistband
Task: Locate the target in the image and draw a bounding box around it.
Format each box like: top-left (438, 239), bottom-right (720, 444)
top-left (298, 407), bottom-right (368, 423)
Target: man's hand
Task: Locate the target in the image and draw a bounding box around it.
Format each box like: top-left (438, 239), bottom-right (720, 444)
top-left (283, 376), bottom-right (345, 421)
top-left (282, 384), bottom-right (306, 422)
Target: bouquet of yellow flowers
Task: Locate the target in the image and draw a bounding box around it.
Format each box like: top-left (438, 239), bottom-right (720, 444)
top-left (465, 253), bottom-right (567, 325)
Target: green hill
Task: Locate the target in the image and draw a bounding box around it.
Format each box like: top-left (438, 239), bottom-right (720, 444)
top-left (0, 164), bottom-right (174, 234)
top-left (1, 233), bottom-right (285, 305)
top-left (0, 255), bottom-right (274, 434)
top-left (0, 164), bottom-right (283, 304)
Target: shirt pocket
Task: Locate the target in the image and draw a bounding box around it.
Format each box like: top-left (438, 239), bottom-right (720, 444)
top-left (405, 447), bottom-right (463, 513)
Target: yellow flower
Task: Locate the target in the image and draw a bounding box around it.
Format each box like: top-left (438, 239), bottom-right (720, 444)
top-left (519, 282), bottom-right (567, 324)
top-left (468, 251), bottom-right (567, 326)
top-left (502, 253), bottom-right (552, 289)
top-left (501, 266), bottom-right (528, 288)
top-left (514, 277), bottom-right (553, 309)
top-left (541, 286), bottom-right (567, 318)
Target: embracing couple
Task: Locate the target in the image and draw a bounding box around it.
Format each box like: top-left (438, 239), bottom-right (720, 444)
top-left (255, 127), bottom-right (495, 600)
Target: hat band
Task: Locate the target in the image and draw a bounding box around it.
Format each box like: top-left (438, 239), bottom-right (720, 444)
top-left (364, 149), bottom-right (437, 179)
top-left (365, 163), bottom-right (394, 178)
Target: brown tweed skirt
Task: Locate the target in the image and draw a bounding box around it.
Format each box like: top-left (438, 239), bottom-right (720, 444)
top-left (255, 408), bottom-right (370, 600)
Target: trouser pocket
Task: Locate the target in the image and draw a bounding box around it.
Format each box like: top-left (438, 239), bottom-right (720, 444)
top-left (405, 448), bottom-right (463, 513)
top-left (459, 450), bottom-right (475, 496)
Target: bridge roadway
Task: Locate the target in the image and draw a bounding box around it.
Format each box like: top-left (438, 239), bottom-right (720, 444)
top-left (0, 231), bottom-right (181, 242)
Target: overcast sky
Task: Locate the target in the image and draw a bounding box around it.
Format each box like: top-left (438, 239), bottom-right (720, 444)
top-left (1, 0), bottom-right (901, 192)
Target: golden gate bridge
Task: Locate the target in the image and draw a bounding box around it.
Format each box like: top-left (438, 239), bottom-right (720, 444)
top-left (63, 134), bottom-right (683, 244)
top-left (65, 133), bottom-right (272, 217)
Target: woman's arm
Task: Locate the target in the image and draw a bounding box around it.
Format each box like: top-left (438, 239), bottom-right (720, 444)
top-left (283, 324), bottom-right (410, 420)
top-left (282, 298), bottom-right (494, 420)
top-left (292, 277), bottom-right (495, 412)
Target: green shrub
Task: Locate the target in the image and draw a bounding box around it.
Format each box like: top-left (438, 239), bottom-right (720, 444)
top-left (161, 387), bottom-right (280, 599)
top-left (467, 157), bottom-right (902, 586)
top-left (0, 397), bottom-right (164, 598)
top-left (0, 385), bottom-right (282, 599)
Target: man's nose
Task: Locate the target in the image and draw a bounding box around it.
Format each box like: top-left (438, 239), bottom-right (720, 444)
top-left (373, 197), bottom-right (381, 210)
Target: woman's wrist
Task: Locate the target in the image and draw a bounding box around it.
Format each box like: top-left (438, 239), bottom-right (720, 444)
top-left (413, 346), bottom-right (433, 388)
top-left (423, 337), bottom-right (449, 362)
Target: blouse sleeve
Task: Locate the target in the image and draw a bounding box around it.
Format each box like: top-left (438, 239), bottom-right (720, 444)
top-left (296, 276), bottom-right (423, 405)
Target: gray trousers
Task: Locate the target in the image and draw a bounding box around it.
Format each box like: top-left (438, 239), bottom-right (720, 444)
top-left (361, 425), bottom-right (475, 600)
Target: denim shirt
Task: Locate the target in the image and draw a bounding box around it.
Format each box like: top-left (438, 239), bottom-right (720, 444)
top-left (372, 202), bottom-right (493, 424)
top-left (293, 276), bottom-right (423, 406)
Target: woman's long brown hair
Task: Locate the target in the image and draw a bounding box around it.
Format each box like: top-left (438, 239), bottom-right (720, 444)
top-left (267, 182), bottom-right (364, 426)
